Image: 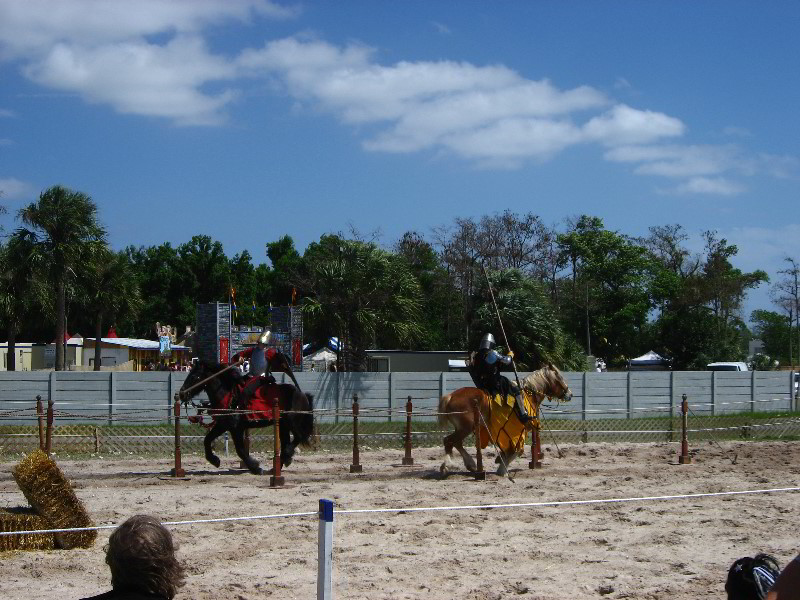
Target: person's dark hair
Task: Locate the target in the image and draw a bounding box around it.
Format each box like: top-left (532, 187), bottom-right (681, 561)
top-left (105, 515), bottom-right (185, 599)
top-left (726, 554), bottom-right (780, 600)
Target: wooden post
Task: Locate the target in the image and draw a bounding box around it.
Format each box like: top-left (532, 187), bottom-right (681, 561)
top-left (171, 396), bottom-right (185, 477)
top-left (269, 397), bottom-right (284, 487)
top-left (350, 394), bottom-right (362, 473)
top-left (678, 393), bottom-right (692, 464)
top-left (36, 395), bottom-right (45, 451)
top-left (94, 427), bottom-right (100, 454)
top-left (473, 399), bottom-right (485, 480)
top-left (529, 424), bottom-right (542, 469)
top-left (402, 396), bottom-right (414, 466)
top-left (45, 399), bottom-right (54, 456)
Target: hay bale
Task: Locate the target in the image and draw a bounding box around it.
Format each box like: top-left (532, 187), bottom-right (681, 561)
top-left (0, 508), bottom-right (56, 552)
top-left (11, 450), bottom-right (96, 549)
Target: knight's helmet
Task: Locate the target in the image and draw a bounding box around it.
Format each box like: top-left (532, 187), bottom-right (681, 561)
top-left (479, 333), bottom-right (496, 351)
top-left (258, 330), bottom-right (271, 345)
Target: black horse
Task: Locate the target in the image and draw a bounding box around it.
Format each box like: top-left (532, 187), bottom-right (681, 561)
top-left (178, 361), bottom-right (314, 475)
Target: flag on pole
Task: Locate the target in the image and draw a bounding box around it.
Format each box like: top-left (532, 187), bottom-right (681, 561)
top-left (230, 287), bottom-right (237, 318)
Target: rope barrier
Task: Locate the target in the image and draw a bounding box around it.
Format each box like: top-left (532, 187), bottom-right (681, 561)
top-left (3, 485), bottom-right (798, 538)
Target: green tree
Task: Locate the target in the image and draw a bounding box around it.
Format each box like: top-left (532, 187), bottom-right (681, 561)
top-left (395, 231), bottom-right (464, 350)
top-left (80, 246), bottom-right (143, 369)
top-left (751, 309), bottom-right (792, 366)
top-left (123, 243), bottom-right (184, 336)
top-left (17, 185), bottom-right (106, 370)
top-left (556, 216), bottom-right (653, 364)
top-left (300, 235), bottom-right (423, 370)
top-left (472, 269), bottom-right (585, 371)
top-left (0, 235), bottom-right (49, 370)
top-left (176, 235), bottom-right (231, 325)
top-left (266, 235), bottom-right (302, 306)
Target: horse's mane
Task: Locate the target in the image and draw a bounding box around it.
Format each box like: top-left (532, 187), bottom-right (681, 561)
top-left (522, 363), bottom-right (566, 398)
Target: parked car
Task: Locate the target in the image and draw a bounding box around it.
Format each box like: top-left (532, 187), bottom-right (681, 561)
top-left (707, 361), bottom-right (749, 372)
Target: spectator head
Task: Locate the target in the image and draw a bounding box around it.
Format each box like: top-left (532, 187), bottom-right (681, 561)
top-left (726, 554), bottom-right (780, 600)
top-left (105, 515), bottom-right (185, 599)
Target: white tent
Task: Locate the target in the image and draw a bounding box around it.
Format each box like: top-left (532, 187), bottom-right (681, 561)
top-left (628, 350), bottom-right (670, 370)
top-left (304, 348), bottom-right (338, 371)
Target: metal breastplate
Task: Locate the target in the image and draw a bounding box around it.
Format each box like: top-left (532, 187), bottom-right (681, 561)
top-left (249, 347), bottom-right (267, 376)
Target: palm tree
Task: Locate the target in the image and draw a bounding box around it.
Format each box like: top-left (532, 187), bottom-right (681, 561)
top-left (473, 269), bottom-right (586, 371)
top-left (301, 235), bottom-right (423, 371)
top-left (0, 234), bottom-right (49, 370)
top-left (80, 246), bottom-right (143, 370)
top-left (17, 185), bottom-right (106, 370)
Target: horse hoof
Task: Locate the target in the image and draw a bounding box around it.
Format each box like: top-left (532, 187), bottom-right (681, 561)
top-left (439, 463), bottom-right (448, 474)
top-left (209, 456), bottom-right (221, 468)
top-left (281, 456), bottom-right (293, 467)
top-left (253, 467), bottom-right (264, 475)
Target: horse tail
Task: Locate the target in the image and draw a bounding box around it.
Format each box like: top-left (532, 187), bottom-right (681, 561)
top-left (296, 392), bottom-right (315, 448)
top-left (438, 393), bottom-right (452, 427)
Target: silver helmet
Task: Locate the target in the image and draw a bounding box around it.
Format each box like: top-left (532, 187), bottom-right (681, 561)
top-left (258, 330), bottom-right (271, 345)
top-left (479, 333), bottom-right (496, 351)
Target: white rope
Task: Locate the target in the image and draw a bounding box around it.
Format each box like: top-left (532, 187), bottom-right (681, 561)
top-left (2, 486), bottom-right (798, 538)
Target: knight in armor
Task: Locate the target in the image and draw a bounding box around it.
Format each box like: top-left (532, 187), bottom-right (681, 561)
top-left (230, 330), bottom-right (301, 411)
top-left (468, 333), bottom-right (532, 424)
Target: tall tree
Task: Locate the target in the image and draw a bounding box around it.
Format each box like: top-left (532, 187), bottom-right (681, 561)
top-left (0, 235), bottom-right (48, 370)
top-left (300, 235), bottom-right (422, 371)
top-left (395, 231), bottom-right (463, 350)
top-left (472, 269), bottom-right (585, 370)
top-left (556, 216), bottom-right (653, 364)
top-left (80, 246), bottom-right (143, 369)
top-left (266, 235), bottom-right (302, 306)
top-left (771, 256), bottom-right (800, 370)
top-left (17, 185), bottom-right (106, 370)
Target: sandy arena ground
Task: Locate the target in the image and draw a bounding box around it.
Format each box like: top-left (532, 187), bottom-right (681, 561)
top-left (1, 440), bottom-right (799, 599)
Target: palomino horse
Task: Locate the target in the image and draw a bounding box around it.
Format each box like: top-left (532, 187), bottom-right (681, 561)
top-left (179, 361), bottom-right (314, 475)
top-left (438, 363), bottom-right (572, 476)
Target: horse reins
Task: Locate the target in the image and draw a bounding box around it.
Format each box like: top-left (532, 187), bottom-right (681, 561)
top-left (177, 359), bottom-right (244, 404)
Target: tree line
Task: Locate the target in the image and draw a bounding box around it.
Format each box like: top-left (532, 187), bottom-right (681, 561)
top-left (2, 185), bottom-right (799, 372)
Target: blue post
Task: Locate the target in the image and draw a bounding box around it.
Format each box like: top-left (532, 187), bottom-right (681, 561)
top-left (318, 499), bottom-right (334, 600)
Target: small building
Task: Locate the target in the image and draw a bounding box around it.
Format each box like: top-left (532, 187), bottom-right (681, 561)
top-left (0, 342), bottom-right (34, 371)
top-left (365, 350), bottom-right (468, 372)
top-left (30, 336), bottom-right (85, 370)
top-left (83, 338), bottom-right (190, 371)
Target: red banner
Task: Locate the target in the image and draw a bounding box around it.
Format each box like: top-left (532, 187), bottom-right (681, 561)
top-left (219, 337), bottom-right (229, 364)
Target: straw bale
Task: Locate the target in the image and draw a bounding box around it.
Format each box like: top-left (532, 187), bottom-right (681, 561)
top-left (11, 450), bottom-right (96, 549)
top-left (0, 508), bottom-right (56, 552)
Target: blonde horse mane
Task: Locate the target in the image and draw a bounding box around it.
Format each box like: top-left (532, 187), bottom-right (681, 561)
top-left (522, 363), bottom-right (569, 403)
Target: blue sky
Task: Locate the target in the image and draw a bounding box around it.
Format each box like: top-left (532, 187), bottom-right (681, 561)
top-left (1, 1), bottom-right (798, 319)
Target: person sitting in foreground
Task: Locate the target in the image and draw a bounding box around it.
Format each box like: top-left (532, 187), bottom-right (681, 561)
top-left (726, 554), bottom-right (780, 600)
top-left (767, 553), bottom-right (800, 600)
top-left (80, 515), bottom-right (185, 600)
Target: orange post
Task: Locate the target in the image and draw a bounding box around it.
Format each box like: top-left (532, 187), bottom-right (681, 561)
top-left (350, 394), bottom-right (362, 473)
top-left (269, 397), bottom-right (284, 487)
top-left (36, 395), bottom-right (45, 451)
top-left (171, 396), bottom-right (185, 477)
top-left (473, 399), bottom-right (485, 480)
top-left (529, 425), bottom-right (542, 469)
top-left (678, 393), bottom-right (692, 464)
top-left (44, 399), bottom-right (54, 456)
top-left (402, 396), bottom-right (414, 466)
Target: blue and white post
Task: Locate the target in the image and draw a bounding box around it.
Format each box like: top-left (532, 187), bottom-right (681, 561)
top-left (317, 499), bottom-right (334, 600)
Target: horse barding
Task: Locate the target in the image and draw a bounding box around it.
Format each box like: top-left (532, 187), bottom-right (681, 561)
top-left (178, 361), bottom-right (314, 475)
top-left (438, 363), bottom-right (572, 476)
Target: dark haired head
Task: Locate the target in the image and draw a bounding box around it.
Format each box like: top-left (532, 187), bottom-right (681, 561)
top-left (106, 515), bottom-right (185, 599)
top-left (726, 554), bottom-right (780, 600)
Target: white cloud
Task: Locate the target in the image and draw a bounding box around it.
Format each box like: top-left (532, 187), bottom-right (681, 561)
top-left (0, 177), bottom-right (34, 200)
top-left (583, 104), bottom-right (684, 146)
top-left (24, 36), bottom-right (238, 125)
top-left (0, 108), bottom-right (14, 117)
top-left (0, 0), bottom-right (296, 125)
top-left (673, 177), bottom-right (746, 196)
